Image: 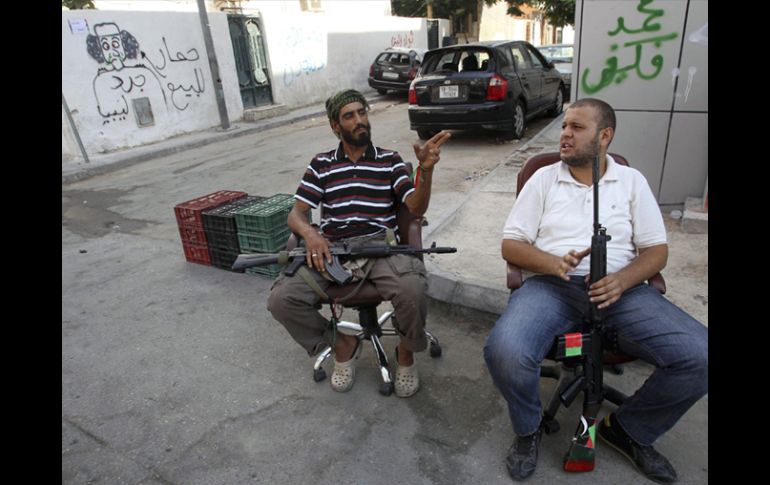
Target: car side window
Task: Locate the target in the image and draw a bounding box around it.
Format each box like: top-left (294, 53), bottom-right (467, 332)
top-left (526, 45), bottom-right (547, 68)
top-left (510, 45), bottom-right (533, 71)
top-left (526, 46), bottom-right (545, 68)
top-left (498, 48), bottom-right (514, 74)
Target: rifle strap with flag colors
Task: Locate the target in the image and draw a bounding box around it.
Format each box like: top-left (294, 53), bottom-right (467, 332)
top-left (555, 332), bottom-right (592, 359)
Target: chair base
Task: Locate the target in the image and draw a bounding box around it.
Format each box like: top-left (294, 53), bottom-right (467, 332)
top-left (312, 309), bottom-right (441, 396)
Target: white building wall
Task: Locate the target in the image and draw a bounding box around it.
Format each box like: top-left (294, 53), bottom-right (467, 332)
top-left (62, 103), bottom-right (80, 161)
top-left (257, 11), bottom-right (426, 108)
top-left (479, 1), bottom-right (526, 41)
top-left (479, 1), bottom-right (574, 45)
top-left (235, 1), bottom-right (426, 108)
top-left (62, 10), bottom-right (242, 155)
top-left (574, 0), bottom-right (707, 206)
top-left (63, 1), bottom-right (436, 157)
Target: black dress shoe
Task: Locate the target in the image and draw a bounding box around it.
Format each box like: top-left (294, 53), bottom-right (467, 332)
top-left (505, 429), bottom-right (541, 481)
top-left (598, 413), bottom-right (678, 483)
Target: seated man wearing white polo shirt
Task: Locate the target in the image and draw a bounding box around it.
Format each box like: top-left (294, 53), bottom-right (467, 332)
top-left (483, 98), bottom-right (708, 483)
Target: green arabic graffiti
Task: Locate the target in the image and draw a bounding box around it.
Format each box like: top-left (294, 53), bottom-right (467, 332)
top-left (581, 0), bottom-right (678, 94)
top-left (608, 0), bottom-right (663, 36)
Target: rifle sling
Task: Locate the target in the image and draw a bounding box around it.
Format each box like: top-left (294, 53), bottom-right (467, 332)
top-left (333, 258), bottom-right (375, 304)
top-left (296, 258), bottom-right (376, 304)
top-left (297, 265), bottom-right (330, 302)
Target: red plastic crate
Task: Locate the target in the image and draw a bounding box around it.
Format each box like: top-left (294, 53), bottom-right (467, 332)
top-left (178, 225), bottom-right (208, 246)
top-left (174, 190), bottom-right (247, 228)
top-left (182, 242), bottom-right (211, 265)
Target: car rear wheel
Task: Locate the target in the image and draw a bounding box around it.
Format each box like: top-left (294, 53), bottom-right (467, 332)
top-left (547, 86), bottom-right (564, 117)
top-left (502, 100), bottom-right (526, 140)
top-left (377, 89), bottom-right (388, 95)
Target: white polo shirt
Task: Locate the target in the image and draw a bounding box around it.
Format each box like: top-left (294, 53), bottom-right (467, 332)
top-left (502, 155), bottom-right (667, 276)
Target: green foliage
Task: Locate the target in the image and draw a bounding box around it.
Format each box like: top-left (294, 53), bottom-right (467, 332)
top-left (391, 1), bottom-right (574, 27)
top-left (505, 0), bottom-right (575, 27)
top-left (62, 0), bottom-right (96, 9)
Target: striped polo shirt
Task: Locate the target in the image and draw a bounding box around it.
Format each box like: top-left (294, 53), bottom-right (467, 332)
top-left (295, 142), bottom-right (415, 241)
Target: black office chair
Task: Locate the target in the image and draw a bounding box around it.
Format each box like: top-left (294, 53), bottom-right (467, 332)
top-left (287, 163), bottom-right (442, 396)
top-left (506, 151), bottom-right (666, 433)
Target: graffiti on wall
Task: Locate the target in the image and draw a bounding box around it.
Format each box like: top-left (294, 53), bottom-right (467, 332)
top-left (581, 0), bottom-right (678, 94)
top-left (671, 22), bottom-right (707, 104)
top-left (86, 22), bottom-right (206, 125)
top-left (141, 37), bottom-right (206, 111)
top-left (281, 25), bottom-right (326, 87)
top-left (390, 31), bottom-right (414, 48)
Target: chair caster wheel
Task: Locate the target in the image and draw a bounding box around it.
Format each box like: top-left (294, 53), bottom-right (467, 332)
top-left (429, 343), bottom-right (442, 358)
top-left (313, 368), bottom-right (327, 382)
top-left (611, 364), bottom-right (624, 375)
top-left (379, 382), bottom-right (394, 396)
top-left (542, 419), bottom-right (560, 435)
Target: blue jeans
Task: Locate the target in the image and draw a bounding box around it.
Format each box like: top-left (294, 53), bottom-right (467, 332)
top-left (483, 275), bottom-right (708, 445)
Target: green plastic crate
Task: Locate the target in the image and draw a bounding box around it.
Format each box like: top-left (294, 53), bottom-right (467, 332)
top-left (233, 194), bottom-right (294, 234)
top-left (237, 226), bottom-right (292, 252)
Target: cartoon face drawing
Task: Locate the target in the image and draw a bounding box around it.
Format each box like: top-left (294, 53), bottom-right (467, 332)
top-left (100, 32), bottom-right (125, 66)
top-left (86, 22), bottom-right (139, 71)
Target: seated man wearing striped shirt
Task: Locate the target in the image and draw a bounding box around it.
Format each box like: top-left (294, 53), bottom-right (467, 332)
top-left (267, 89), bottom-right (451, 397)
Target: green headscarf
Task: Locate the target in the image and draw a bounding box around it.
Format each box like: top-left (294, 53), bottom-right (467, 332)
top-left (325, 89), bottom-right (369, 123)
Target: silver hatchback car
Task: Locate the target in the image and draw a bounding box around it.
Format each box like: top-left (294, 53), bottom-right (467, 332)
top-left (368, 47), bottom-right (427, 95)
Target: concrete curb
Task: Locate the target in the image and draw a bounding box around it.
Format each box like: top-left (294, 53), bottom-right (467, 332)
top-left (425, 260), bottom-right (509, 315)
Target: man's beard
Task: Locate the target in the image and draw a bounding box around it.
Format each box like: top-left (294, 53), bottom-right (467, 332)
top-left (340, 123), bottom-right (371, 147)
top-left (562, 134), bottom-right (600, 167)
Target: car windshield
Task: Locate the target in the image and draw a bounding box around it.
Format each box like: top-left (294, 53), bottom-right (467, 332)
top-left (538, 45), bottom-right (573, 63)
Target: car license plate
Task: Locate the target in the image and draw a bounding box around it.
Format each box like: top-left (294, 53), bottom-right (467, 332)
top-left (382, 72), bottom-right (399, 80)
top-left (439, 85), bottom-right (459, 98)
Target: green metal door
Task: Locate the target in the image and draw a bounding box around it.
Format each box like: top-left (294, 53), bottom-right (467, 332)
top-left (228, 15), bottom-right (272, 108)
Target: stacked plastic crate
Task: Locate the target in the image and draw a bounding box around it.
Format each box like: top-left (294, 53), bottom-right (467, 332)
top-left (174, 190), bottom-right (248, 265)
top-left (233, 194), bottom-right (296, 278)
top-left (201, 196), bottom-right (265, 272)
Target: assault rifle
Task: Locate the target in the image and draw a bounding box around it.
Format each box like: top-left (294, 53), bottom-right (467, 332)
top-left (232, 241), bottom-right (457, 284)
top-left (559, 155), bottom-right (611, 472)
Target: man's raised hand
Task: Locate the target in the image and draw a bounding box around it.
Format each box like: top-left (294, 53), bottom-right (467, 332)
top-left (413, 130), bottom-right (451, 170)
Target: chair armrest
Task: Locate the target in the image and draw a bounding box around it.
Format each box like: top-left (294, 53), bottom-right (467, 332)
top-left (506, 262), bottom-right (523, 291)
top-left (648, 273), bottom-right (666, 295)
